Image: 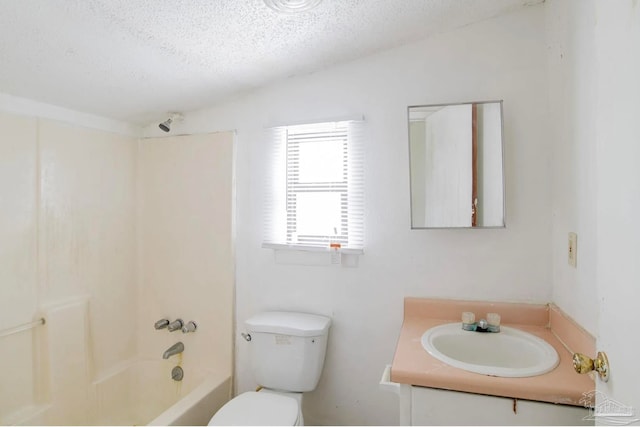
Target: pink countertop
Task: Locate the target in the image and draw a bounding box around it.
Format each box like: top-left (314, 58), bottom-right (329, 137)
top-left (391, 298), bottom-right (595, 406)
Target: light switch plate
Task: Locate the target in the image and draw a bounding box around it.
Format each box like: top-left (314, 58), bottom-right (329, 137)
top-left (568, 232), bottom-right (577, 268)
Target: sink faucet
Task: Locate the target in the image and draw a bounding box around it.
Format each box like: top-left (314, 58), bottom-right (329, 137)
top-left (461, 312), bottom-right (501, 333)
top-left (476, 319), bottom-right (493, 332)
top-left (163, 342), bottom-right (184, 359)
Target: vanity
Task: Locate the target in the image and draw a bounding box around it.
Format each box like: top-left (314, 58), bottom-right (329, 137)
top-left (388, 298), bottom-right (595, 425)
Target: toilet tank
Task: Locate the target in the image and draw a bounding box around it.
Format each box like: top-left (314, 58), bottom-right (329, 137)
top-left (245, 311), bottom-right (331, 392)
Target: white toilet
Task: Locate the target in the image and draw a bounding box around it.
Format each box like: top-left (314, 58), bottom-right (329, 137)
top-left (208, 311), bottom-right (331, 426)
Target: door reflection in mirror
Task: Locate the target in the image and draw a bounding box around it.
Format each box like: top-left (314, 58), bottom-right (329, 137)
top-left (408, 101), bottom-right (505, 228)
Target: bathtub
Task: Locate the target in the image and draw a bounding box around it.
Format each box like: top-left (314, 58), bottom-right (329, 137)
top-left (91, 360), bottom-right (231, 426)
top-left (12, 359), bottom-right (231, 426)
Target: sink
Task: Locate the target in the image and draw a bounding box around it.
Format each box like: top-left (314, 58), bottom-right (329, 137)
top-left (421, 323), bottom-right (559, 377)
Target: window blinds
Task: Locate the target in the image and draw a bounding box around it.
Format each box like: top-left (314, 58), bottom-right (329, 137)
top-left (263, 119), bottom-right (364, 252)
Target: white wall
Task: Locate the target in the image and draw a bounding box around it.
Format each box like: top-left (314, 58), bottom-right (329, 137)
top-left (545, 0), bottom-right (599, 335)
top-left (137, 132), bottom-right (235, 378)
top-left (145, 5), bottom-right (553, 425)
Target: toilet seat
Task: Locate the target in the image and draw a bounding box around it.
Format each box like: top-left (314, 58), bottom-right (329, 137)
top-left (208, 391), bottom-right (299, 426)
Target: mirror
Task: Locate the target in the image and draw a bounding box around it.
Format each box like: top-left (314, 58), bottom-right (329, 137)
top-left (408, 101), bottom-right (505, 228)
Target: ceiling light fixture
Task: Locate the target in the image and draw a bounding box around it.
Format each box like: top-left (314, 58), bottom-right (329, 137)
top-left (264, 0), bottom-right (322, 14)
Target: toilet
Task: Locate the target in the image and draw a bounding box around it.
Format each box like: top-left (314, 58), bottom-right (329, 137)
top-left (208, 311), bottom-right (331, 426)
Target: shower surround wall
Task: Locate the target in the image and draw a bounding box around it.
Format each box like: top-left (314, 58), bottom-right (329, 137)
top-left (0, 111), bottom-right (137, 423)
top-left (0, 109), bottom-right (234, 424)
top-left (137, 132), bottom-right (235, 378)
top-left (0, 112), bottom-right (39, 422)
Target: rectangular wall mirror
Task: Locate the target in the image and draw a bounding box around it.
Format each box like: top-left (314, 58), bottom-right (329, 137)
top-left (408, 100), bottom-right (505, 228)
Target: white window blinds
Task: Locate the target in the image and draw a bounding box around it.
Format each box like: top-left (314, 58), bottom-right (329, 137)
top-left (263, 119), bottom-right (364, 252)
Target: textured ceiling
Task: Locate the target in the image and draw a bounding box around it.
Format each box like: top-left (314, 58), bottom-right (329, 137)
top-left (0, 0), bottom-right (538, 125)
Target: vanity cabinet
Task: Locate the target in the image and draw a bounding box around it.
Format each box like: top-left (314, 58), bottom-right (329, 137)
top-left (400, 385), bottom-right (593, 426)
top-left (390, 299), bottom-right (597, 426)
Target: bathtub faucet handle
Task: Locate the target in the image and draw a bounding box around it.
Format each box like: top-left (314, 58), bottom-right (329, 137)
top-left (154, 318), bottom-right (170, 330)
top-left (182, 321), bottom-right (197, 333)
top-left (167, 319), bottom-right (183, 332)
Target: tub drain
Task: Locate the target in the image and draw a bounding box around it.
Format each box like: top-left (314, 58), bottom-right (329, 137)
top-left (171, 366), bottom-right (184, 381)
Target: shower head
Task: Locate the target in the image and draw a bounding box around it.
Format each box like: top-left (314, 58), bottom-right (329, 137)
top-left (158, 113), bottom-right (184, 133)
top-left (159, 118), bottom-right (172, 132)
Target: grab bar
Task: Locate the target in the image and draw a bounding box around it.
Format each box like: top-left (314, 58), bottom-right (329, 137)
top-left (0, 318), bottom-right (45, 339)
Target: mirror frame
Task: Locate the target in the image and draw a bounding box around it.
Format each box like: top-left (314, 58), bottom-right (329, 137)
top-left (407, 100), bottom-right (506, 229)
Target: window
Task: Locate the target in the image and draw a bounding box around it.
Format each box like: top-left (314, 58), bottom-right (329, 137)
top-left (263, 119), bottom-right (364, 253)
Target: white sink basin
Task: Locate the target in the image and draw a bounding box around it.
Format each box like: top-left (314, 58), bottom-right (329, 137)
top-left (421, 323), bottom-right (559, 377)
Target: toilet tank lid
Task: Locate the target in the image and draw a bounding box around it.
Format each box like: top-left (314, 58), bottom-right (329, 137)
top-left (246, 311), bottom-right (331, 337)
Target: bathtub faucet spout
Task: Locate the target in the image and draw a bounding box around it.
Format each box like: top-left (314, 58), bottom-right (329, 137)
top-left (163, 342), bottom-right (184, 359)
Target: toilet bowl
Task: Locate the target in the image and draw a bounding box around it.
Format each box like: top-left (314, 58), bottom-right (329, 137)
top-left (208, 391), bottom-right (301, 426)
top-left (208, 311), bottom-right (331, 426)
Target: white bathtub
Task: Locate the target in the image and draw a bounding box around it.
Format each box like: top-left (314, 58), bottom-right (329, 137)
top-left (91, 360), bottom-right (231, 426)
top-left (12, 359), bottom-right (231, 426)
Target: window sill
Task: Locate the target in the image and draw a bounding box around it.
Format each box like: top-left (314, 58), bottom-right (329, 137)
top-left (262, 243), bottom-right (363, 254)
top-left (261, 243), bottom-right (363, 267)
